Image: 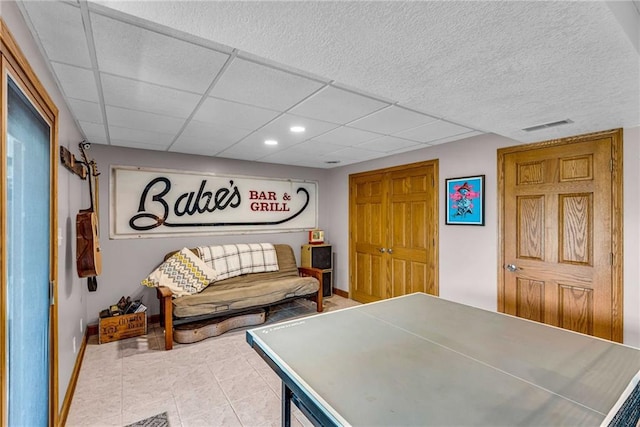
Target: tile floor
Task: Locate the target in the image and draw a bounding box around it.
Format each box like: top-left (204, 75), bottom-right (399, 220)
top-left (66, 295), bottom-right (360, 427)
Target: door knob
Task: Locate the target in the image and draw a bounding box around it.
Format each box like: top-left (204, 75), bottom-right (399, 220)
top-left (379, 248), bottom-right (387, 253)
top-left (505, 264), bottom-right (518, 272)
top-left (387, 248), bottom-right (393, 254)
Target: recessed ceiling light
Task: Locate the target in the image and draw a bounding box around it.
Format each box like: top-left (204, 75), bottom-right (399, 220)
top-left (264, 139), bottom-right (278, 146)
top-left (290, 126), bottom-right (306, 133)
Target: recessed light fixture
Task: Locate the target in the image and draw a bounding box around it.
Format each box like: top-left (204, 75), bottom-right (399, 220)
top-left (264, 139), bottom-right (278, 146)
top-left (290, 126), bottom-right (306, 133)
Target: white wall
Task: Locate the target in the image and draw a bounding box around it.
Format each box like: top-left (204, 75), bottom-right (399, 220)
top-left (326, 130), bottom-right (640, 348)
top-left (87, 144), bottom-right (330, 324)
top-left (3, 0), bottom-right (86, 410)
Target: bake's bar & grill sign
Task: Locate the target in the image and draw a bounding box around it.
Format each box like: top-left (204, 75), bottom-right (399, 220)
top-left (110, 166), bottom-right (318, 238)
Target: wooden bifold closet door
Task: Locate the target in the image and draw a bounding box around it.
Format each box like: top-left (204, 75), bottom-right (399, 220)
top-left (349, 160), bottom-right (439, 303)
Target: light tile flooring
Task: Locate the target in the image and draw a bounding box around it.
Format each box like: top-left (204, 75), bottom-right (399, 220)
top-left (67, 295), bottom-right (360, 427)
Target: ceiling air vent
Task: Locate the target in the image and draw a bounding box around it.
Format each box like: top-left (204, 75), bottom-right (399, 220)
top-left (522, 119), bottom-right (573, 132)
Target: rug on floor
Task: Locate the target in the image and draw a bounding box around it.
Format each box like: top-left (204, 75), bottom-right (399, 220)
top-left (125, 412), bottom-right (169, 427)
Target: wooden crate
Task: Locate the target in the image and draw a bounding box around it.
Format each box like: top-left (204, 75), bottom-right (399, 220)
top-left (98, 312), bottom-right (147, 344)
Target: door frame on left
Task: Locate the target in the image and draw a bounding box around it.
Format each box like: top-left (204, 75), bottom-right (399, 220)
top-left (0, 19), bottom-right (59, 426)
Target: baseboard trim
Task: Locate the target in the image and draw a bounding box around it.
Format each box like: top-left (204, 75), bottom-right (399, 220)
top-left (57, 330), bottom-right (88, 426)
top-left (87, 314), bottom-right (160, 336)
top-left (333, 288), bottom-right (348, 298)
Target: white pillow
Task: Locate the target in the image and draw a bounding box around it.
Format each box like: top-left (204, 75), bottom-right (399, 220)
top-left (141, 247), bottom-right (217, 297)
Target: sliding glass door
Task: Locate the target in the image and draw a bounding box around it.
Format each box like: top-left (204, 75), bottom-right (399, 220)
top-left (1, 21), bottom-right (58, 426)
top-left (5, 75), bottom-right (52, 426)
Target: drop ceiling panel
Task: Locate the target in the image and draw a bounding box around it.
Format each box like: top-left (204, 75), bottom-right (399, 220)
top-left (289, 86), bottom-right (389, 124)
top-left (66, 99), bottom-right (103, 124)
top-left (260, 149), bottom-right (310, 166)
top-left (52, 63), bottom-right (100, 102)
top-left (91, 12), bottom-right (230, 94)
top-left (320, 146), bottom-right (382, 163)
top-left (292, 140), bottom-right (352, 156)
top-left (310, 125), bottom-right (381, 147)
top-left (101, 74), bottom-right (202, 118)
top-left (108, 124), bottom-right (175, 146)
top-left (170, 135), bottom-right (240, 156)
top-left (22, 1), bottom-right (92, 68)
top-left (237, 129), bottom-right (302, 150)
top-left (395, 120), bottom-right (475, 143)
top-left (356, 135), bottom-right (423, 153)
top-left (259, 114), bottom-right (339, 142)
top-left (349, 106), bottom-right (439, 135)
top-left (428, 130), bottom-right (484, 146)
top-left (110, 139), bottom-right (170, 151)
top-left (179, 119), bottom-right (252, 142)
top-left (171, 120), bottom-right (252, 154)
top-left (193, 97), bottom-right (280, 130)
top-left (79, 120), bottom-right (107, 142)
top-left (105, 105), bottom-right (186, 135)
top-left (388, 144), bottom-right (430, 155)
top-left (211, 58), bottom-right (326, 111)
top-left (217, 141), bottom-right (265, 161)
top-left (21, 1), bottom-right (639, 168)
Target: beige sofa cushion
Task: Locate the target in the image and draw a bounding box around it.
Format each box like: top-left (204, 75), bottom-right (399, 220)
top-left (172, 275), bottom-right (318, 318)
top-left (170, 244), bottom-right (319, 318)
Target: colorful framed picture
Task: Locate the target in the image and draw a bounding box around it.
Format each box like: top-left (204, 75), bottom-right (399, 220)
top-left (445, 175), bottom-right (485, 225)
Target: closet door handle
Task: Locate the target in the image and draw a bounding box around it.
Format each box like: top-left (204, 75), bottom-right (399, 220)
top-left (387, 248), bottom-right (393, 254)
top-left (379, 248), bottom-right (387, 253)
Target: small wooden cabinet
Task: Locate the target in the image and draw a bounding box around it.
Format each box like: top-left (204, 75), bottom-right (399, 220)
top-left (301, 244), bottom-right (333, 297)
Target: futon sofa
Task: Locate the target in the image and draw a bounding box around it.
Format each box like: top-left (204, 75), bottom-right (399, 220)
top-left (154, 244), bottom-right (324, 350)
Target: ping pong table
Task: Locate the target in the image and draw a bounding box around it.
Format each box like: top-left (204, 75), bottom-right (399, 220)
top-left (246, 292), bottom-right (640, 426)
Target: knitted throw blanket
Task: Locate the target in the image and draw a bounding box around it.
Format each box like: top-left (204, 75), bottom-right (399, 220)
top-left (196, 243), bottom-right (279, 281)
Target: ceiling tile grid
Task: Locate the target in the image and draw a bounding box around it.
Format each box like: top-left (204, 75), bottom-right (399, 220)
top-left (288, 86), bottom-right (390, 125)
top-left (210, 58), bottom-right (326, 111)
top-left (356, 135), bottom-right (424, 153)
top-left (23, 1), bottom-right (639, 168)
top-left (349, 105), bottom-right (439, 135)
top-left (90, 12), bottom-right (230, 95)
top-left (192, 97), bottom-right (281, 130)
top-left (17, 0), bottom-right (490, 168)
top-left (100, 73), bottom-right (202, 119)
top-left (170, 120), bottom-right (253, 156)
top-left (50, 63), bottom-right (100, 103)
top-left (105, 106), bottom-right (187, 136)
top-left (66, 98), bottom-right (103, 124)
top-left (22, 1), bottom-right (92, 68)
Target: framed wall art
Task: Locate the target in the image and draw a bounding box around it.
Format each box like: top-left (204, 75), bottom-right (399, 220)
top-left (445, 175), bottom-right (485, 225)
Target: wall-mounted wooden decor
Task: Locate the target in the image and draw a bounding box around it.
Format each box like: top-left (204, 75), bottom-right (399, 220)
top-left (59, 144), bottom-right (87, 179)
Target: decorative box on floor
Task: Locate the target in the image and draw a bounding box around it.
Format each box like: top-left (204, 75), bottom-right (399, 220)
top-left (98, 312), bottom-right (147, 344)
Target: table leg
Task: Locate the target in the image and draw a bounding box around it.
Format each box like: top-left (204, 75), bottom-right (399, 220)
top-left (282, 381), bottom-right (293, 427)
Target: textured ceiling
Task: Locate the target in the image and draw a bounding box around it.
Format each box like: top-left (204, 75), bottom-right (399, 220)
top-left (17, 1), bottom-right (640, 169)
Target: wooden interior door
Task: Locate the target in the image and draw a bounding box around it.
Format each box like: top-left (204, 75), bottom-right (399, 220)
top-left (388, 164), bottom-right (438, 297)
top-left (350, 171), bottom-right (387, 303)
top-left (350, 160), bottom-right (438, 303)
top-left (498, 129), bottom-right (623, 342)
